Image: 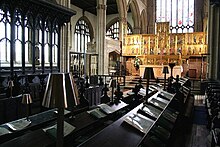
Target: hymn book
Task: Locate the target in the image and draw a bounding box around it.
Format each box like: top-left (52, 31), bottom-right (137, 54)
top-left (123, 113), bottom-right (154, 134)
top-left (87, 103), bottom-right (115, 118)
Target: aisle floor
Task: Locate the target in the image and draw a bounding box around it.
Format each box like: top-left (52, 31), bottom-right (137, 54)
top-left (186, 81), bottom-right (211, 147)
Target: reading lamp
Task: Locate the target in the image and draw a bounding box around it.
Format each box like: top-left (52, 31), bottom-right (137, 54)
top-left (42, 73), bottom-right (79, 147)
top-left (22, 94), bottom-right (33, 121)
top-left (109, 78), bottom-right (117, 103)
top-left (143, 67), bottom-right (155, 103)
top-left (162, 66), bottom-right (169, 90)
top-left (8, 79), bottom-right (14, 98)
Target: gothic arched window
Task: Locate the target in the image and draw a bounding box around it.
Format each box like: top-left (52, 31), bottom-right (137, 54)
top-left (74, 19), bottom-right (91, 53)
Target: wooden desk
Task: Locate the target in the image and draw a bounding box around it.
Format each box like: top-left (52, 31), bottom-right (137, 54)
top-left (0, 101), bottom-right (128, 147)
top-left (78, 91), bottom-right (174, 147)
top-left (0, 108), bottom-right (59, 144)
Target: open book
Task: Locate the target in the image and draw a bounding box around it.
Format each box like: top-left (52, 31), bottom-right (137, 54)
top-left (87, 108), bottom-right (107, 118)
top-left (124, 113), bottom-right (154, 134)
top-left (87, 103), bottom-right (115, 118)
top-left (98, 103), bottom-right (115, 114)
top-left (149, 98), bottom-right (167, 110)
top-left (43, 121), bottom-right (75, 139)
top-left (0, 127), bottom-right (12, 136)
top-left (138, 105), bottom-right (162, 120)
top-left (6, 119), bottom-right (31, 131)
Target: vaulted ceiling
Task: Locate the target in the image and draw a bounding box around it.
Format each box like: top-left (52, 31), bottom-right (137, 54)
top-left (71, 0), bottom-right (118, 15)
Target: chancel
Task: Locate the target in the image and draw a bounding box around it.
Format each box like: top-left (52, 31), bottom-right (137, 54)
top-left (0, 0), bottom-right (219, 147)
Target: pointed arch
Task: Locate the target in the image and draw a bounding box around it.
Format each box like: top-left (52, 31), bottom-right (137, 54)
top-left (74, 16), bottom-right (94, 53)
top-left (140, 9), bottom-right (147, 34)
top-left (106, 17), bottom-right (133, 40)
top-left (130, 0), bottom-right (141, 34)
top-left (76, 16), bottom-right (94, 40)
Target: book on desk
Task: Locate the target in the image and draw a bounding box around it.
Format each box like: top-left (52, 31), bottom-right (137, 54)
top-left (123, 113), bottom-right (154, 134)
top-left (87, 103), bottom-right (115, 118)
top-left (138, 105), bottom-right (162, 121)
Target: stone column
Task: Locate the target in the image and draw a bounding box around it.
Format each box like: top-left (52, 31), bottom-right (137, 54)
top-left (57, 0), bottom-right (71, 72)
top-left (208, 4), bottom-right (220, 79)
top-left (96, 0), bottom-right (107, 75)
top-left (194, 0), bottom-right (205, 32)
top-left (146, 0), bottom-right (155, 34)
top-left (119, 17), bottom-right (127, 71)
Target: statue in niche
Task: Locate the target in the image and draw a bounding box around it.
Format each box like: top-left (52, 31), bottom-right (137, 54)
top-left (177, 48), bottom-right (182, 54)
top-left (131, 48), bottom-right (135, 54)
top-left (192, 48), bottom-right (195, 54)
top-left (193, 36), bottom-right (197, 44)
top-left (150, 48), bottom-right (154, 55)
top-left (128, 38), bottom-right (130, 45)
top-left (199, 47), bottom-right (202, 54)
top-left (144, 39), bottom-right (146, 45)
top-left (187, 47), bottom-right (191, 55)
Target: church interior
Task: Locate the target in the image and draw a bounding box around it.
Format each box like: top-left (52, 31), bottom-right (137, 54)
top-left (0, 0), bottom-right (220, 146)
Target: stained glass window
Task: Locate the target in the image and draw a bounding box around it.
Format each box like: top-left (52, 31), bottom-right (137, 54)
top-left (156, 0), bottom-right (194, 33)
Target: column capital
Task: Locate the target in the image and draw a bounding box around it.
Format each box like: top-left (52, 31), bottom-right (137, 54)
top-left (97, 4), bottom-right (107, 10)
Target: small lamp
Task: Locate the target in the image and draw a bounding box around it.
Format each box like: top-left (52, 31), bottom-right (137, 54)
top-left (8, 80), bottom-right (14, 98)
top-left (109, 79), bottom-right (117, 103)
top-left (42, 73), bottom-right (79, 147)
top-left (101, 83), bottom-right (110, 103)
top-left (22, 94), bottom-right (33, 121)
top-left (162, 66), bottom-right (169, 90)
top-left (143, 67), bottom-right (155, 103)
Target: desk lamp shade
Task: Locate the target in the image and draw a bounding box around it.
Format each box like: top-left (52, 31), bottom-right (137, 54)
top-left (22, 94), bottom-right (33, 104)
top-left (42, 73), bottom-right (79, 108)
top-left (143, 67), bottom-right (155, 80)
top-left (8, 80), bottom-right (14, 97)
top-left (8, 80), bottom-right (14, 88)
top-left (162, 66), bottom-right (169, 74)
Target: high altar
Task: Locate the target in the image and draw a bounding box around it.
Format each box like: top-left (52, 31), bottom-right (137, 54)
top-left (122, 22), bottom-right (207, 78)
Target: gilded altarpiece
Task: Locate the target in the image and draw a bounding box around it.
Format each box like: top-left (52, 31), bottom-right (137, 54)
top-left (123, 22), bottom-right (207, 78)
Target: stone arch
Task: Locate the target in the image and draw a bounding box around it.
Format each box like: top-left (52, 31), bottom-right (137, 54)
top-left (130, 0), bottom-right (141, 34)
top-left (140, 9), bottom-right (148, 34)
top-left (106, 17), bottom-right (133, 33)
